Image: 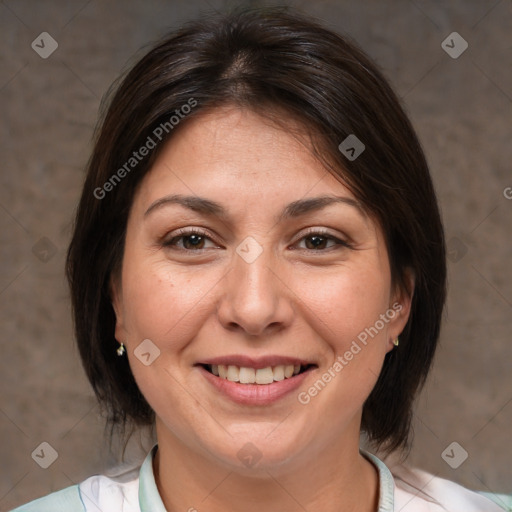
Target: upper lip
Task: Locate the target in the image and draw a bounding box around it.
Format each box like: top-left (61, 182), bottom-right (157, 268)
top-left (198, 355), bottom-right (317, 369)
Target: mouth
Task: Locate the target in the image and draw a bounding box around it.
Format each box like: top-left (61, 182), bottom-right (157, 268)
top-left (196, 356), bottom-right (318, 405)
top-left (201, 363), bottom-right (316, 384)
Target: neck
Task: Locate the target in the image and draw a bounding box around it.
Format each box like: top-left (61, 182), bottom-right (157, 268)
top-left (152, 425), bottom-right (379, 512)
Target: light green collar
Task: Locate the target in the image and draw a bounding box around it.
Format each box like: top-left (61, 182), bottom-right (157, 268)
top-left (138, 444), bottom-right (167, 512)
top-left (361, 450), bottom-right (395, 512)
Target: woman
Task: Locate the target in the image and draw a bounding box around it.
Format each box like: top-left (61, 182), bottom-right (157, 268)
top-left (11, 7), bottom-right (511, 512)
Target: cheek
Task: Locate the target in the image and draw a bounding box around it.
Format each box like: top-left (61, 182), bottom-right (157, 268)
top-left (297, 265), bottom-right (392, 416)
top-left (119, 255), bottom-right (206, 425)
top-left (301, 264), bottom-right (391, 348)
top-left (121, 254), bottom-right (215, 342)
top-left (297, 264), bottom-right (391, 400)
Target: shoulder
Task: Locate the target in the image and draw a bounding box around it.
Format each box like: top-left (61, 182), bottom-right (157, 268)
top-left (9, 485), bottom-right (84, 512)
top-left (9, 464), bottom-right (141, 512)
top-left (390, 462), bottom-right (511, 511)
top-left (77, 468), bottom-right (140, 511)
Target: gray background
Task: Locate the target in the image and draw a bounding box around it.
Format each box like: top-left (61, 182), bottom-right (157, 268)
top-left (1, 0), bottom-right (511, 509)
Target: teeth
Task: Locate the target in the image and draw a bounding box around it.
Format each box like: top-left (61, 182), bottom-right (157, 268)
top-left (273, 365), bottom-right (285, 381)
top-left (210, 364), bottom-right (306, 384)
top-left (227, 365), bottom-right (240, 382)
top-left (255, 367), bottom-right (274, 384)
top-left (239, 367), bottom-right (255, 384)
top-left (218, 364), bottom-right (227, 379)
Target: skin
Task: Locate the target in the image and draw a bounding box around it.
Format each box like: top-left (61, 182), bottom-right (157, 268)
top-left (111, 106), bottom-right (413, 512)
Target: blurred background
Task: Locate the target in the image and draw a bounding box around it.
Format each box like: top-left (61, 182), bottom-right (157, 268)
top-left (1, 0), bottom-right (511, 509)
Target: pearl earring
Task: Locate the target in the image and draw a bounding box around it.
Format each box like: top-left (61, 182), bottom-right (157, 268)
top-left (117, 342), bottom-right (126, 356)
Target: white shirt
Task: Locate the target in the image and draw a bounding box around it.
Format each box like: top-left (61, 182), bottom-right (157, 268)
top-left (11, 443), bottom-right (511, 511)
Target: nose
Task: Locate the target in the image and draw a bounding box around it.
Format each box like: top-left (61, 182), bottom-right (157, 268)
top-left (216, 244), bottom-right (294, 337)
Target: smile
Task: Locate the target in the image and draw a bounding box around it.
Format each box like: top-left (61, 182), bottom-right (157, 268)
top-left (204, 363), bottom-right (314, 384)
top-left (196, 356), bottom-right (318, 405)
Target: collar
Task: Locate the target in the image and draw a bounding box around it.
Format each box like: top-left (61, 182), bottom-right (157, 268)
top-left (138, 443), bottom-right (167, 511)
top-left (361, 450), bottom-right (395, 512)
top-left (138, 443), bottom-right (395, 511)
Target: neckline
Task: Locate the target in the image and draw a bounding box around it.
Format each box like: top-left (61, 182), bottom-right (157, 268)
top-left (139, 443), bottom-right (167, 512)
top-left (361, 450), bottom-right (395, 512)
top-left (139, 443), bottom-right (395, 512)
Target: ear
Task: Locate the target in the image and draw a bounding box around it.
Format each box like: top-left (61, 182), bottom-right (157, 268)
top-left (109, 273), bottom-right (127, 345)
top-left (386, 268), bottom-right (415, 352)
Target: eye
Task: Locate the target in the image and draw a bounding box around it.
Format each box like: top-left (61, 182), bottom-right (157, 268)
top-left (294, 229), bottom-right (351, 251)
top-left (163, 229), bottom-right (218, 251)
top-left (162, 228), bottom-right (351, 253)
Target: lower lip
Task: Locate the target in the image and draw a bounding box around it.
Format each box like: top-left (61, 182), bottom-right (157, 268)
top-left (198, 366), bottom-right (314, 405)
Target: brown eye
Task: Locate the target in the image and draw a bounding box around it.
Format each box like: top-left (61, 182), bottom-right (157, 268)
top-left (163, 229), bottom-right (217, 251)
top-left (304, 235), bottom-right (331, 250)
top-left (296, 232), bottom-right (350, 251)
top-left (180, 233), bottom-right (206, 249)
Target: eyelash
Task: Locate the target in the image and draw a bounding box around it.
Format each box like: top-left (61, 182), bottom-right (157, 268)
top-left (162, 227), bottom-right (352, 253)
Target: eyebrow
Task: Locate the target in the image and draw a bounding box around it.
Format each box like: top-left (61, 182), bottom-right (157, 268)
top-left (143, 193), bottom-right (367, 222)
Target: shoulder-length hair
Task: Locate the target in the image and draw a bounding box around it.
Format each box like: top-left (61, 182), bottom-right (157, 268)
top-left (66, 6), bottom-right (446, 455)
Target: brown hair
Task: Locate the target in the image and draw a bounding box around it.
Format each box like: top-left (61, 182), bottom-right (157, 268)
top-left (66, 6), bottom-right (446, 455)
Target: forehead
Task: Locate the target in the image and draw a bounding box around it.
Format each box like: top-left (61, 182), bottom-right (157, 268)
top-left (134, 106), bottom-right (356, 212)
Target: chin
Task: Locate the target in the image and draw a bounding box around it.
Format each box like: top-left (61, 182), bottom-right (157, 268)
top-left (200, 424), bottom-right (310, 473)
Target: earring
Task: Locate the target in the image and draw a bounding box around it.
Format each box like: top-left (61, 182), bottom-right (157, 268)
top-left (393, 337), bottom-right (400, 347)
top-left (117, 342), bottom-right (126, 356)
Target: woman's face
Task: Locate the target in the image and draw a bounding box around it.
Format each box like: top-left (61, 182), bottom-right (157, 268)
top-left (111, 106), bottom-right (412, 472)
